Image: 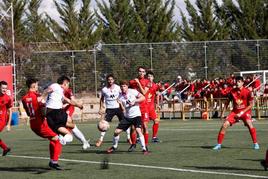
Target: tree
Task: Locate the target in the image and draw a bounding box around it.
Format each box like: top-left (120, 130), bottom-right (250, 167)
top-left (214, 0), bottom-right (268, 39)
top-left (48, 0), bottom-right (100, 49)
top-left (132, 0), bottom-right (180, 42)
top-left (180, 0), bottom-right (228, 41)
top-left (96, 0), bottom-right (136, 43)
top-left (24, 0), bottom-right (56, 42)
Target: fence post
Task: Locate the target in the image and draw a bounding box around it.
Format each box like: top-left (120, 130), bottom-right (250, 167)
top-left (204, 42), bottom-right (208, 79)
top-left (71, 51), bottom-right (76, 94)
top-left (256, 40), bottom-right (260, 70)
top-left (149, 44), bottom-right (153, 71)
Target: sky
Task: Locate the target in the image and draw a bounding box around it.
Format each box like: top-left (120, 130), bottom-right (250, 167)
top-left (39, 0), bottom-right (198, 25)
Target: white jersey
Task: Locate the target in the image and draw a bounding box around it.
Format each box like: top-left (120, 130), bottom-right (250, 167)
top-left (46, 83), bottom-right (64, 109)
top-left (101, 84), bottom-right (121, 109)
top-left (118, 89), bottom-right (141, 118)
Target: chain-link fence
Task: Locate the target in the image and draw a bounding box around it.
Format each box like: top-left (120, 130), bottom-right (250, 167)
top-left (15, 39), bottom-right (268, 101)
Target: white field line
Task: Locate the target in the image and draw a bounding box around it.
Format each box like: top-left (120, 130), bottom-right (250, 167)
top-left (159, 128), bottom-right (268, 131)
top-left (8, 155), bottom-right (268, 179)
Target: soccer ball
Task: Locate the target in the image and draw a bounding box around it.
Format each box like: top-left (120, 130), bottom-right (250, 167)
top-left (97, 120), bottom-right (110, 132)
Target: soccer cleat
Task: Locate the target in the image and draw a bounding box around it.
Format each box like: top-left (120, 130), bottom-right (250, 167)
top-left (260, 160), bottom-right (268, 171)
top-left (107, 147), bottom-right (116, 154)
top-left (253, 143), bottom-right (260, 150)
top-left (49, 162), bottom-right (62, 170)
top-left (2, 148), bottom-right (11, 156)
top-left (142, 149), bottom-right (149, 155)
top-left (82, 141), bottom-right (90, 150)
top-left (95, 139), bottom-right (103, 147)
top-left (128, 144), bottom-right (136, 152)
top-left (58, 135), bottom-right (66, 145)
top-left (127, 138), bottom-right (132, 145)
top-left (212, 144), bottom-right (221, 150)
top-left (152, 137), bottom-right (160, 143)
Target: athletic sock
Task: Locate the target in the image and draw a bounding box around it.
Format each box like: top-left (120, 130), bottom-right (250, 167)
top-left (249, 127), bottom-right (257, 144)
top-left (54, 139), bottom-right (62, 161)
top-left (100, 132), bottom-right (106, 141)
top-left (0, 139), bottom-right (8, 150)
top-left (126, 127), bottom-right (131, 139)
top-left (144, 133), bottom-right (149, 146)
top-left (139, 134), bottom-right (146, 151)
top-left (217, 132), bottom-right (225, 144)
top-left (49, 140), bottom-right (55, 160)
top-left (72, 125), bottom-right (87, 143)
top-left (152, 123), bottom-right (159, 138)
top-left (131, 131), bottom-right (137, 144)
top-left (112, 135), bottom-right (120, 148)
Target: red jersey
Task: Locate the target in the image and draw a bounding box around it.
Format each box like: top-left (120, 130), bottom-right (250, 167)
top-left (0, 94), bottom-right (12, 121)
top-left (129, 77), bottom-right (150, 108)
top-left (22, 91), bottom-right (44, 124)
top-left (146, 82), bottom-right (159, 105)
top-left (229, 87), bottom-right (253, 113)
top-left (64, 88), bottom-right (74, 110)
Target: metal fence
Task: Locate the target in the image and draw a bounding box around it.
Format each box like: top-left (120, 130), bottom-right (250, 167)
top-left (15, 39), bottom-right (268, 101)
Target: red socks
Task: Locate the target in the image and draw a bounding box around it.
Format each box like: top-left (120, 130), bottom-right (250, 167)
top-left (49, 140), bottom-right (62, 161)
top-left (144, 133), bottom-right (149, 146)
top-left (152, 123), bottom-right (159, 138)
top-left (131, 131), bottom-right (137, 145)
top-left (249, 128), bottom-right (257, 144)
top-left (0, 139), bottom-right (8, 150)
top-left (217, 132), bottom-right (225, 144)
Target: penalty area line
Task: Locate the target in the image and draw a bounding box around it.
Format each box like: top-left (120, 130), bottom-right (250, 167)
top-left (7, 154), bottom-right (268, 178)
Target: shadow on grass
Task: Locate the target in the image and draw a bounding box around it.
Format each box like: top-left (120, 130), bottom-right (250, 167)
top-left (184, 165), bottom-right (264, 171)
top-left (0, 166), bottom-right (51, 174)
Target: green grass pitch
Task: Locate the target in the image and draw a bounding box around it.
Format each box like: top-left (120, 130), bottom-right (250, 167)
top-left (0, 119), bottom-right (268, 179)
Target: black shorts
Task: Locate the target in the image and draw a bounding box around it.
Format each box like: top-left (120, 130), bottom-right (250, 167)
top-left (105, 108), bottom-right (124, 122)
top-left (46, 108), bottom-right (68, 133)
top-left (117, 116), bottom-right (142, 131)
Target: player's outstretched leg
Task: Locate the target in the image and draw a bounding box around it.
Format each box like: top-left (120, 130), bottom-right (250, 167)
top-left (0, 139), bottom-right (11, 156)
top-left (72, 125), bottom-right (90, 150)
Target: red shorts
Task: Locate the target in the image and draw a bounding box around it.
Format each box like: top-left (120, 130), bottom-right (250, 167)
top-left (30, 119), bottom-right (57, 139)
top-left (140, 106), bottom-right (149, 122)
top-left (65, 106), bottom-right (75, 117)
top-left (148, 105), bottom-right (157, 120)
top-left (226, 111), bottom-right (251, 125)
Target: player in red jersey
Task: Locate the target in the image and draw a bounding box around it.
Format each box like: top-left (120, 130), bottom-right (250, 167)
top-left (146, 71), bottom-right (161, 143)
top-left (128, 66), bottom-right (150, 151)
top-left (213, 76), bottom-right (259, 150)
top-left (64, 88), bottom-right (90, 150)
top-left (21, 78), bottom-right (62, 170)
top-left (0, 81), bottom-right (12, 156)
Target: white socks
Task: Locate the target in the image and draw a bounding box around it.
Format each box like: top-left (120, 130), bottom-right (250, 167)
top-left (100, 132), bottom-right (106, 141)
top-left (72, 125), bottom-right (87, 143)
top-left (112, 135), bottom-right (120, 148)
top-left (139, 134), bottom-right (146, 150)
top-left (126, 127), bottom-right (131, 139)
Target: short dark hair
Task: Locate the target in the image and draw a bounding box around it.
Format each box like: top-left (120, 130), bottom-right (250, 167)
top-left (235, 76), bottom-right (244, 81)
top-left (0, 81), bottom-right (8, 86)
top-left (120, 80), bottom-right (129, 86)
top-left (106, 74), bottom-right (115, 81)
top-left (57, 75), bottom-right (70, 84)
top-left (137, 66), bottom-right (146, 71)
top-left (146, 70), bottom-right (154, 76)
top-left (26, 78), bottom-right (38, 88)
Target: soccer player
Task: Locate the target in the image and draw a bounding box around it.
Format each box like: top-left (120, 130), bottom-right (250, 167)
top-left (44, 75), bottom-right (83, 145)
top-left (213, 76), bottom-right (259, 150)
top-left (22, 78), bottom-right (62, 170)
top-left (64, 87), bottom-right (90, 150)
top-left (129, 66), bottom-right (150, 151)
top-left (107, 80), bottom-right (148, 155)
top-left (96, 74), bottom-right (130, 147)
top-left (0, 81), bottom-right (12, 156)
top-left (146, 71), bottom-right (161, 143)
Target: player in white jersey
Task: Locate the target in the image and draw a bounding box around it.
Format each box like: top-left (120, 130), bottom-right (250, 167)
top-left (96, 74), bottom-right (131, 147)
top-left (107, 80), bottom-right (149, 155)
top-left (44, 75), bottom-right (83, 145)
